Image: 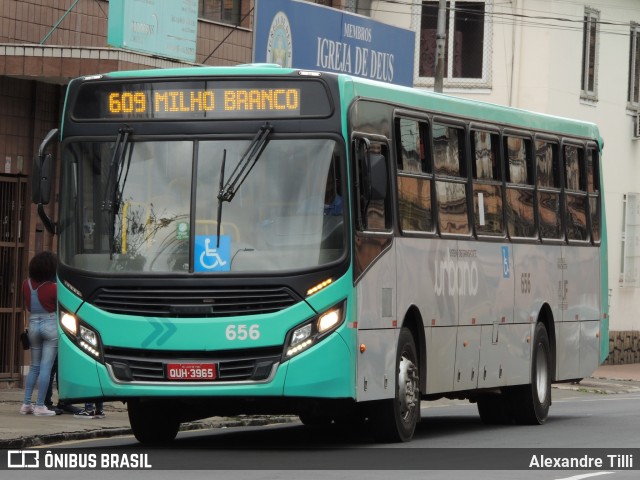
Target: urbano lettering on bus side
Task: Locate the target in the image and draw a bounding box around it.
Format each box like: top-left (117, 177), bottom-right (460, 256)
top-left (434, 257), bottom-right (479, 297)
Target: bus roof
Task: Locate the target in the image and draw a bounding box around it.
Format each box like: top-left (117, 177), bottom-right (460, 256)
top-left (339, 75), bottom-right (602, 144)
top-left (82, 65), bottom-right (602, 145)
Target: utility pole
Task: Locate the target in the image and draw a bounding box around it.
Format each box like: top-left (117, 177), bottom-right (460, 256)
top-left (434, 0), bottom-right (447, 93)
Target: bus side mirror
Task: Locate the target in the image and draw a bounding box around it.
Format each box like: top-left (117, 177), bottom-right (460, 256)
top-left (32, 152), bottom-right (52, 205)
top-left (366, 152), bottom-right (388, 201)
top-left (32, 128), bottom-right (58, 205)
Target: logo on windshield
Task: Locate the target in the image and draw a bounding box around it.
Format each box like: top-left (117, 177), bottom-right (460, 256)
top-left (195, 235), bottom-right (231, 272)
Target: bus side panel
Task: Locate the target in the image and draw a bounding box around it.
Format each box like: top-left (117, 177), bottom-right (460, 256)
top-left (356, 243), bottom-right (396, 330)
top-left (498, 323), bottom-right (532, 386)
top-left (396, 237), bottom-right (457, 328)
top-left (563, 244), bottom-right (601, 379)
top-left (356, 329), bottom-right (397, 401)
top-left (562, 245), bottom-right (600, 323)
top-left (452, 326), bottom-right (481, 391)
top-left (396, 237), bottom-right (456, 395)
top-left (457, 241), bottom-right (513, 327)
top-left (479, 324), bottom-right (505, 388)
top-left (556, 322), bottom-right (580, 379)
top-left (458, 241), bottom-right (514, 390)
top-left (355, 243), bottom-right (397, 401)
top-left (426, 326), bottom-right (456, 394)
top-left (512, 244), bottom-right (562, 325)
top-left (579, 320), bottom-right (601, 378)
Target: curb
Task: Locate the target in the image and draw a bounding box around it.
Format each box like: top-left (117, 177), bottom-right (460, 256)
top-left (552, 381), bottom-right (640, 395)
top-left (0, 415), bottom-right (298, 449)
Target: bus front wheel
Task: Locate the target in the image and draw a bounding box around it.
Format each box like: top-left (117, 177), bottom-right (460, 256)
top-left (128, 400), bottom-right (180, 444)
top-left (508, 322), bottom-right (552, 425)
top-left (370, 327), bottom-right (420, 442)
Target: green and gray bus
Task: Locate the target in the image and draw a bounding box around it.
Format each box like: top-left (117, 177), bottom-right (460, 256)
top-left (33, 65), bottom-right (608, 443)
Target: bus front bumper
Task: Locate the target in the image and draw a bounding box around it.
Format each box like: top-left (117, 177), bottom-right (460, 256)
top-left (57, 328), bottom-right (355, 403)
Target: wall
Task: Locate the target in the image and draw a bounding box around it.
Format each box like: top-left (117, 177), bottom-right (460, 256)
top-left (0, 0), bottom-right (253, 65)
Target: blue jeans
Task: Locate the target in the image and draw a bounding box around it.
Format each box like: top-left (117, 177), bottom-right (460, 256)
top-left (23, 313), bottom-right (58, 407)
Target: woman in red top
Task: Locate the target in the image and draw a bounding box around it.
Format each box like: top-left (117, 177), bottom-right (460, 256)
top-left (20, 251), bottom-right (59, 416)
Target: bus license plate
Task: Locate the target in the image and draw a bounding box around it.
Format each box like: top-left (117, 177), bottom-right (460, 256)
top-left (166, 363), bottom-right (217, 381)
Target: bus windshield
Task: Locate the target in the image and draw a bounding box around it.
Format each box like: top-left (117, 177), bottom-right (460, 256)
top-left (59, 137), bottom-right (345, 274)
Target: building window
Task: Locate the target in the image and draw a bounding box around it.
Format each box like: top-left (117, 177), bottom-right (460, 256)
top-left (621, 193), bottom-right (640, 287)
top-left (199, 0), bottom-right (244, 26)
top-left (416, 0), bottom-right (491, 88)
top-left (345, 0), bottom-right (372, 16)
top-left (628, 23), bottom-right (640, 109)
top-left (581, 8), bottom-right (600, 102)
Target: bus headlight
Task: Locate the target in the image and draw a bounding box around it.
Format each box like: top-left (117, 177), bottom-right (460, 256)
top-left (283, 301), bottom-right (346, 360)
top-left (59, 307), bottom-right (103, 362)
top-left (60, 311), bottom-right (78, 335)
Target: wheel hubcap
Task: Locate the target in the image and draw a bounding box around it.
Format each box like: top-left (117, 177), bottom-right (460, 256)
top-left (535, 343), bottom-right (549, 404)
top-left (398, 354), bottom-right (418, 422)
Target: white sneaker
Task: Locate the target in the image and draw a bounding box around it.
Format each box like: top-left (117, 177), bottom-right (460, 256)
top-left (19, 404), bottom-right (34, 415)
top-left (33, 405), bottom-right (56, 416)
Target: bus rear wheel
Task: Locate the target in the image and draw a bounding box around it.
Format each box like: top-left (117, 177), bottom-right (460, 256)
top-left (128, 400), bottom-right (180, 444)
top-left (370, 327), bottom-right (420, 442)
top-left (507, 322), bottom-right (552, 425)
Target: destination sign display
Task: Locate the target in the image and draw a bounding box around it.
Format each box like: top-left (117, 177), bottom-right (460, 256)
top-left (72, 79), bottom-right (331, 120)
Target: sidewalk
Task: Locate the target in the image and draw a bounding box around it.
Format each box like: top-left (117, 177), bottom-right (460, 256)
top-left (1, 364), bottom-right (639, 449)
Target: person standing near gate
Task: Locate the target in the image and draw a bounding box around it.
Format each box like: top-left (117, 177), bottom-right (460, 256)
top-left (19, 251), bottom-right (59, 416)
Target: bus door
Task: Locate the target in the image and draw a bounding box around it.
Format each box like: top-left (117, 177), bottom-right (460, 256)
top-left (352, 138), bottom-right (396, 402)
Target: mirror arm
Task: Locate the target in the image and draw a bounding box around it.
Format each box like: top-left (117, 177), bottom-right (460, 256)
top-left (34, 128), bottom-right (59, 235)
top-left (37, 204), bottom-right (57, 235)
top-left (38, 128), bottom-right (59, 156)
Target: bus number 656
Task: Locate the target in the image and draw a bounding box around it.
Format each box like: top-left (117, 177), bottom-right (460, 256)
top-left (226, 324), bottom-right (260, 341)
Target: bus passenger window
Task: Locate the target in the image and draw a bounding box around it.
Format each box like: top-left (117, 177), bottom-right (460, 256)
top-left (536, 140), bottom-right (562, 240)
top-left (564, 145), bottom-right (588, 241)
top-left (506, 136), bottom-right (531, 184)
top-left (505, 136), bottom-right (536, 238)
top-left (398, 176), bottom-right (433, 233)
top-left (587, 147), bottom-right (600, 242)
top-left (396, 118), bottom-right (433, 233)
top-left (396, 118), bottom-right (428, 173)
top-left (433, 124), bottom-right (465, 177)
top-left (471, 130), bottom-right (502, 236)
top-left (433, 123), bottom-right (469, 235)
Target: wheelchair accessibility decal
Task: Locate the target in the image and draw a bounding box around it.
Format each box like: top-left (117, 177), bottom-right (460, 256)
top-left (501, 246), bottom-right (510, 278)
top-left (195, 235), bottom-right (231, 272)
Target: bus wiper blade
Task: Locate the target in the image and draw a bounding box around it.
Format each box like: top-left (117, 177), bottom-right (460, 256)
top-left (215, 149), bottom-right (227, 248)
top-left (218, 122), bottom-right (272, 203)
top-left (102, 127), bottom-right (133, 257)
top-left (102, 127), bottom-right (133, 213)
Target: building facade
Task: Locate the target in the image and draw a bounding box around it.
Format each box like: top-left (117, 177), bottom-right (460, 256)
top-left (0, 0), bottom-right (255, 386)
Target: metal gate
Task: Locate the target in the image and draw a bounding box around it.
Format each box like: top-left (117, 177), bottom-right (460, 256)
top-left (0, 174), bottom-right (27, 384)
